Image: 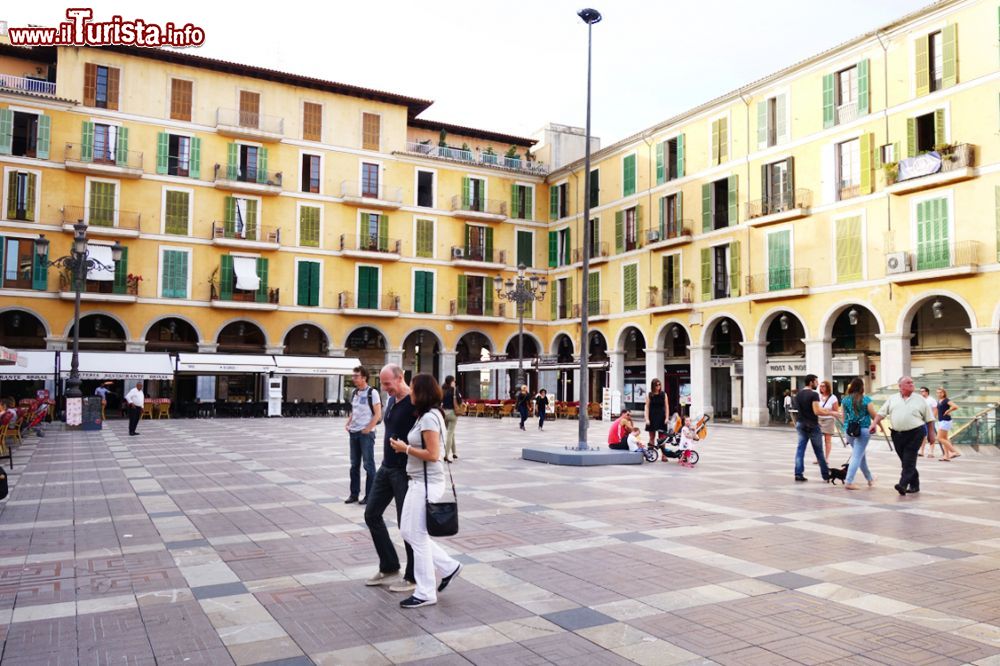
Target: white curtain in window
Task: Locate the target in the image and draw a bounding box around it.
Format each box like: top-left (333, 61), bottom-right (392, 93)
top-left (233, 256), bottom-right (260, 291)
top-left (86, 244), bottom-right (114, 281)
top-left (235, 198), bottom-right (247, 238)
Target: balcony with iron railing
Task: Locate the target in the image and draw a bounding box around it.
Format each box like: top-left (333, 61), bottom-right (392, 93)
top-left (553, 301), bottom-right (575, 321)
top-left (573, 300), bottom-right (610, 321)
top-left (647, 285), bottom-right (694, 311)
top-left (340, 234), bottom-right (402, 259)
top-left (213, 163), bottom-right (283, 195)
top-left (835, 104), bottom-right (860, 126)
top-left (746, 189), bottom-right (813, 227)
top-left (211, 222), bottom-right (281, 250)
top-left (64, 143), bottom-right (143, 178)
top-left (215, 108), bottom-right (284, 142)
top-left (400, 142), bottom-right (548, 176)
top-left (449, 195), bottom-right (508, 222)
top-left (339, 181), bottom-right (403, 210)
top-left (61, 206), bottom-right (141, 238)
top-left (0, 73), bottom-right (57, 97)
top-left (338, 291), bottom-right (401, 316)
top-left (885, 143), bottom-right (977, 195)
top-left (58, 271), bottom-right (139, 303)
top-left (571, 241), bottom-right (610, 265)
top-left (645, 221), bottom-right (694, 250)
top-left (747, 268), bottom-right (811, 300)
top-left (885, 241), bottom-right (980, 284)
top-left (837, 184), bottom-right (861, 201)
top-left (451, 246), bottom-right (506, 268)
top-left (450, 299), bottom-right (505, 320)
top-left (210, 283), bottom-right (280, 311)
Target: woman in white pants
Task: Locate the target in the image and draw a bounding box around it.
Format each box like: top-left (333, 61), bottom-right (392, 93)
top-left (389, 373), bottom-right (461, 608)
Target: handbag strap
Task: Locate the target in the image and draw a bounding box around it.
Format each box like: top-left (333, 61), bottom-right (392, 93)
top-left (420, 412), bottom-right (457, 502)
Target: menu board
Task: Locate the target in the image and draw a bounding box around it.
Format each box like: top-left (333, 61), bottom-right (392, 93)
top-left (66, 397), bottom-right (82, 426)
top-left (82, 396), bottom-right (103, 431)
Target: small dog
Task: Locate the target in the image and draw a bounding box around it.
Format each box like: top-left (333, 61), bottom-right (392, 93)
top-left (827, 464), bottom-right (849, 485)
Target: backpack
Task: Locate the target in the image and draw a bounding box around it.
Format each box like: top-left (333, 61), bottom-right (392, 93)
top-left (353, 387), bottom-right (381, 425)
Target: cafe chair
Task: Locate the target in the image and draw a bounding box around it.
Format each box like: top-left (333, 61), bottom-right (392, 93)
top-left (141, 402), bottom-right (154, 420)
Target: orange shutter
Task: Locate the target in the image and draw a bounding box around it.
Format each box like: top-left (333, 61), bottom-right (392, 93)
top-left (106, 67), bottom-right (120, 110)
top-left (83, 63), bottom-right (97, 106)
top-left (170, 79), bottom-right (192, 121)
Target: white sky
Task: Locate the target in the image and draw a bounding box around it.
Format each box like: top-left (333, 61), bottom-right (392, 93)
top-left (9, 1), bottom-right (933, 145)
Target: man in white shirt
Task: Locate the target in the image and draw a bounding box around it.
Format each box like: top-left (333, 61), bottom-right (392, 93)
top-left (344, 366), bottom-right (382, 505)
top-left (124, 381), bottom-right (144, 436)
top-left (918, 386), bottom-right (939, 457)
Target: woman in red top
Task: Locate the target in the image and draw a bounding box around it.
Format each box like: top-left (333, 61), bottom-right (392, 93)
top-left (608, 409), bottom-right (633, 450)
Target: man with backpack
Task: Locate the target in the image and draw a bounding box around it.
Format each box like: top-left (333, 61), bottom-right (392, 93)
top-left (345, 366), bottom-right (382, 505)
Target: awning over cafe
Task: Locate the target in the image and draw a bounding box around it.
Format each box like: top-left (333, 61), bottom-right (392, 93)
top-left (176, 353), bottom-right (276, 374)
top-left (457, 360), bottom-right (528, 372)
top-left (271, 356), bottom-right (360, 377)
top-left (0, 350), bottom-right (56, 380)
top-left (59, 352), bottom-right (175, 380)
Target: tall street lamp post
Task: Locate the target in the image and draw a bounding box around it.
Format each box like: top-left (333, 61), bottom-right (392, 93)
top-left (35, 223), bottom-right (122, 408)
top-left (576, 7), bottom-right (601, 450)
top-left (494, 264), bottom-right (547, 390)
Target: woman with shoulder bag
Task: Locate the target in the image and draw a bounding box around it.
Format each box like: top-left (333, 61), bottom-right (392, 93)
top-left (841, 377), bottom-right (877, 490)
top-left (389, 373), bottom-right (461, 609)
top-left (817, 381), bottom-right (840, 465)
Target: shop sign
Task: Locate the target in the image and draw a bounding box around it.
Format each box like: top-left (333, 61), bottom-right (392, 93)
top-left (832, 357), bottom-right (861, 376)
top-left (766, 360), bottom-right (807, 376)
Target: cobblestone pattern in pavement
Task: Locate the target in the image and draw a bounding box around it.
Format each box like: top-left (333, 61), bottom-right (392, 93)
top-left (0, 416), bottom-right (998, 665)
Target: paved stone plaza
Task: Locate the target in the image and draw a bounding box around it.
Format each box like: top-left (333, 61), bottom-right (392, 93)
top-left (0, 417), bottom-right (999, 665)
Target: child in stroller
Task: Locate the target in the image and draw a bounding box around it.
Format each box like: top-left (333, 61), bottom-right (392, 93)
top-left (649, 414), bottom-right (710, 465)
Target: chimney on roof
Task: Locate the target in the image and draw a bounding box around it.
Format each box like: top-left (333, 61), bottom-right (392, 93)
top-left (530, 123), bottom-right (600, 170)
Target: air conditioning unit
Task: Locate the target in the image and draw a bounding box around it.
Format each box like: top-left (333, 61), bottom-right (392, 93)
top-left (646, 229), bottom-right (661, 243)
top-left (886, 252), bottom-right (910, 275)
top-left (451, 247), bottom-right (465, 259)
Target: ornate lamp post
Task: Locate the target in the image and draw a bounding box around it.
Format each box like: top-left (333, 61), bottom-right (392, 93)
top-left (494, 264), bottom-right (547, 390)
top-left (35, 223), bottom-right (122, 404)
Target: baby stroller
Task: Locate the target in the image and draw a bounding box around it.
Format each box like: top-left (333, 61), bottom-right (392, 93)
top-left (23, 400), bottom-right (50, 437)
top-left (651, 413), bottom-right (710, 465)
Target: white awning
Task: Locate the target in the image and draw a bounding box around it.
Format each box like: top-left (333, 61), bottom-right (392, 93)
top-left (233, 256), bottom-right (259, 291)
top-left (458, 360), bottom-right (527, 372)
top-left (176, 353), bottom-right (275, 374)
top-left (535, 362), bottom-right (609, 371)
top-left (59, 352), bottom-right (174, 380)
top-left (0, 350), bottom-right (56, 380)
top-left (86, 244), bottom-right (114, 281)
top-left (272, 356), bottom-right (361, 376)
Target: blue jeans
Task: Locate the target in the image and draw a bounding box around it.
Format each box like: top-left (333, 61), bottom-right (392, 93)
top-left (845, 429), bottom-right (873, 484)
top-left (349, 431), bottom-right (376, 499)
top-left (795, 422), bottom-right (830, 480)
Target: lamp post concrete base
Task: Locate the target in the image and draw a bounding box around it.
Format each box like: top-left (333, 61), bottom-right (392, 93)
top-left (521, 446), bottom-right (643, 466)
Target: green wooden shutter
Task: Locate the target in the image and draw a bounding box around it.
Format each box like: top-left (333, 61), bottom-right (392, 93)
top-left (418, 271), bottom-right (434, 313)
top-left (859, 133), bottom-right (873, 195)
top-left (942, 24), bottom-right (957, 88)
top-left (463, 177), bottom-right (471, 210)
top-left (701, 183), bottom-right (712, 232)
top-left (711, 120), bottom-right (720, 164)
top-left (567, 275), bottom-right (573, 314)
top-left (907, 117), bottom-right (917, 157)
top-left (857, 60), bottom-right (870, 116)
top-left (24, 173), bottom-right (36, 222)
top-left (589, 169), bottom-right (599, 207)
top-left (917, 199), bottom-right (950, 270)
top-left (563, 229), bottom-right (571, 265)
top-left (81, 121), bottom-right (95, 162)
top-left (674, 191), bottom-right (683, 231)
top-left (915, 35), bottom-right (930, 97)
top-left (588, 271), bottom-right (600, 315)
top-left (635, 205), bottom-right (643, 243)
top-left (728, 240), bottom-right (741, 298)
top-left (257, 147), bottom-right (269, 184)
top-left (655, 141), bottom-right (665, 184)
top-left (615, 210), bottom-right (624, 253)
top-left (517, 231), bottom-right (532, 267)
top-left (299, 206), bottom-right (319, 247)
top-left (414, 271), bottom-right (426, 313)
top-left (484, 279), bottom-right (493, 315)
top-left (511, 186), bottom-right (519, 219)
top-left (718, 119), bottom-right (728, 163)
top-left (31, 242), bottom-right (47, 291)
top-left (224, 197), bottom-right (236, 235)
top-left (161, 250), bottom-right (173, 297)
top-left (551, 280), bottom-right (558, 320)
top-left (623, 154), bottom-right (636, 196)
top-left (115, 126), bottom-right (129, 166)
top-left (756, 101), bottom-right (767, 148)
top-left (0, 109), bottom-right (12, 155)
top-left (297, 261), bottom-right (310, 305)
top-left (676, 134), bottom-right (685, 178)
top-left (701, 248), bottom-right (711, 301)
top-left (378, 214), bottom-right (389, 252)
top-left (836, 216), bottom-right (862, 282)
top-left (308, 261), bottom-right (320, 306)
top-left (156, 132), bottom-right (169, 174)
top-left (767, 231), bottom-right (790, 291)
top-left (457, 274), bottom-right (467, 314)
top-left (525, 187), bottom-right (533, 220)
top-left (190, 137), bottom-right (201, 179)
top-left (933, 109), bottom-right (946, 146)
top-left (36, 115), bottom-right (50, 160)
top-left (175, 251), bottom-right (190, 298)
top-left (485, 227), bottom-right (494, 263)
top-left (658, 197), bottom-right (665, 238)
top-left (416, 219), bottom-right (433, 258)
top-left (227, 143), bottom-right (238, 180)
top-left (548, 230), bottom-right (557, 267)
top-left (727, 175), bottom-right (738, 226)
top-left (623, 264), bottom-right (637, 311)
top-left (671, 255), bottom-right (680, 299)
top-left (219, 255), bottom-right (233, 300)
top-left (775, 94), bottom-right (787, 142)
top-left (113, 247), bottom-right (128, 294)
top-left (550, 185), bottom-right (559, 219)
top-left (255, 257), bottom-right (269, 302)
top-left (245, 199), bottom-right (258, 239)
top-left (822, 73), bottom-right (835, 128)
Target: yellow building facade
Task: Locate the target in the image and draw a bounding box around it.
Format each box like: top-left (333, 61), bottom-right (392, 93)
top-left (0, 0), bottom-right (998, 421)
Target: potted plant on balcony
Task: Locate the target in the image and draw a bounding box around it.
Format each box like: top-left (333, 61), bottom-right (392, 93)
top-left (483, 146), bottom-right (497, 165)
top-left (883, 161), bottom-right (900, 185)
top-left (126, 273), bottom-right (142, 296)
top-left (505, 146), bottom-right (519, 160)
top-left (933, 142), bottom-right (959, 162)
top-left (208, 267), bottom-right (219, 300)
top-left (682, 279), bottom-right (694, 304)
top-left (438, 129), bottom-right (448, 147)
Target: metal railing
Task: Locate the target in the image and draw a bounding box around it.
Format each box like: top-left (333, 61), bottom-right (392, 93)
top-left (340, 234), bottom-right (402, 254)
top-left (59, 275), bottom-right (138, 296)
top-left (64, 143), bottom-right (143, 170)
top-left (216, 108), bottom-right (284, 135)
top-left (887, 143), bottom-right (976, 185)
top-left (553, 302), bottom-right (575, 320)
top-left (838, 184), bottom-right (861, 201)
top-left (951, 404), bottom-right (999, 448)
top-left (836, 104), bottom-right (860, 125)
top-left (746, 189), bottom-right (813, 219)
top-left (450, 299), bottom-right (502, 317)
top-left (449, 195), bottom-right (508, 217)
top-left (648, 286), bottom-right (694, 307)
top-left (572, 242), bottom-right (610, 263)
top-left (214, 163), bottom-right (282, 187)
top-left (212, 222), bottom-right (280, 244)
top-left (211, 284), bottom-right (280, 304)
top-left (337, 292), bottom-right (399, 311)
top-left (451, 247), bottom-right (506, 264)
top-left (894, 240), bottom-right (980, 273)
top-left (402, 142), bottom-right (548, 175)
top-left (61, 205), bottom-right (141, 231)
top-left (0, 73), bottom-right (56, 96)
top-left (340, 180), bottom-right (403, 203)
top-left (747, 267), bottom-right (810, 294)
top-left (574, 300), bottom-right (610, 318)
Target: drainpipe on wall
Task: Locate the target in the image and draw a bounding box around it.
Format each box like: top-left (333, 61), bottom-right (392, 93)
top-left (738, 90), bottom-right (753, 312)
top-left (641, 131), bottom-right (654, 320)
top-left (876, 30), bottom-right (893, 301)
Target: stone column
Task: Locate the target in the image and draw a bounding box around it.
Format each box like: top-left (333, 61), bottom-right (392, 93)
top-left (804, 338), bottom-right (833, 381)
top-left (572, 367), bottom-right (582, 403)
top-left (644, 347), bottom-right (665, 392)
top-left (538, 370), bottom-right (558, 395)
top-left (439, 351), bottom-right (457, 384)
top-left (265, 345), bottom-right (285, 355)
top-left (968, 328), bottom-right (1000, 368)
top-left (126, 340), bottom-right (146, 353)
top-left (689, 344), bottom-right (713, 418)
top-left (609, 351), bottom-right (625, 394)
top-left (45, 338), bottom-right (67, 351)
top-left (877, 333), bottom-right (911, 387)
top-left (385, 350), bottom-right (403, 368)
top-left (741, 342), bottom-right (768, 427)
top-left (327, 347), bottom-right (346, 402)
top-left (197, 342), bottom-right (218, 353)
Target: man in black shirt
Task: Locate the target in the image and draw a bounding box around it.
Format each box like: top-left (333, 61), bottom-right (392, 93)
top-left (363, 364), bottom-right (417, 592)
top-left (793, 374), bottom-right (832, 482)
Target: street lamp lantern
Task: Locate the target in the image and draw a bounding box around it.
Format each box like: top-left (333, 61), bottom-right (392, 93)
top-left (72, 221), bottom-right (88, 255)
top-left (110, 240), bottom-right (124, 263)
top-left (35, 234), bottom-right (49, 258)
top-left (578, 8), bottom-right (602, 24)
top-left (495, 269), bottom-right (548, 389)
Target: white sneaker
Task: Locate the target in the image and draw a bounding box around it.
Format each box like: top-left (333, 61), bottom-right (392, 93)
top-left (365, 570), bottom-right (399, 587)
top-left (389, 579), bottom-right (416, 593)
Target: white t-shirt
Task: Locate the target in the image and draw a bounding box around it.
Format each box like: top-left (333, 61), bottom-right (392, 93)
top-left (924, 396), bottom-right (938, 418)
top-left (348, 386), bottom-right (382, 432)
top-left (818, 394), bottom-right (839, 424)
top-left (626, 432), bottom-right (642, 451)
top-left (680, 426), bottom-right (696, 449)
top-left (406, 410), bottom-right (446, 488)
top-left (783, 395), bottom-right (792, 409)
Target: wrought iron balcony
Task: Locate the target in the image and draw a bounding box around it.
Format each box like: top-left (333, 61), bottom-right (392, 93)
top-left (746, 268), bottom-right (810, 297)
top-left (572, 242), bottom-right (610, 264)
top-left (211, 222), bottom-right (281, 247)
top-left (449, 195), bottom-right (508, 220)
top-left (449, 299), bottom-right (504, 318)
top-left (213, 163), bottom-right (283, 194)
top-left (885, 241), bottom-right (980, 283)
top-left (746, 189), bottom-right (813, 221)
top-left (339, 181), bottom-right (403, 209)
top-left (339, 234), bottom-right (402, 257)
top-left (573, 300), bottom-right (610, 318)
top-left (648, 286), bottom-right (694, 308)
top-left (450, 246), bottom-right (506, 265)
top-left (216, 108), bottom-right (284, 140)
top-left (61, 205), bottom-right (141, 237)
top-left (885, 144), bottom-right (976, 194)
top-left (64, 143), bottom-right (143, 178)
top-left (401, 142), bottom-right (548, 175)
top-left (338, 291), bottom-right (400, 313)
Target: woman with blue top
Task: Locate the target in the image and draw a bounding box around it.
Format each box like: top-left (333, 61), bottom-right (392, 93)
top-left (841, 377), bottom-right (878, 490)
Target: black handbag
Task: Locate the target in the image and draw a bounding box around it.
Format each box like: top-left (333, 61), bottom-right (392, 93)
top-left (422, 426), bottom-right (458, 537)
top-left (846, 420), bottom-right (862, 437)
